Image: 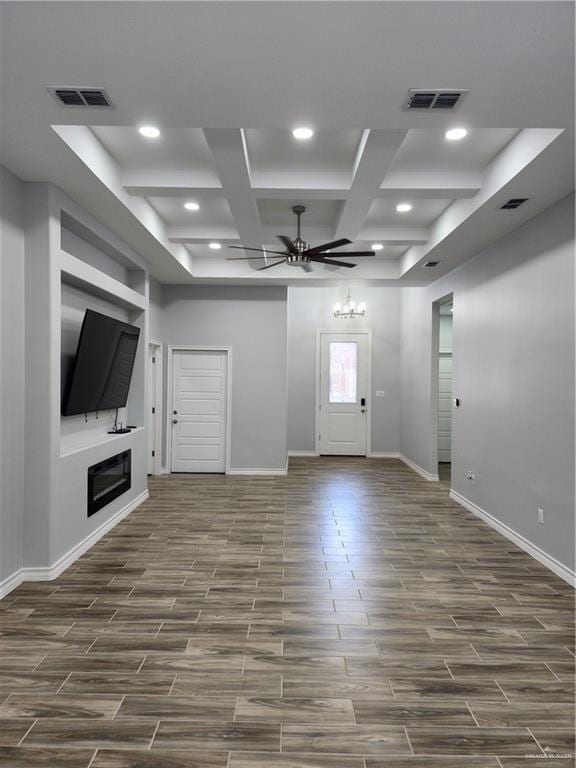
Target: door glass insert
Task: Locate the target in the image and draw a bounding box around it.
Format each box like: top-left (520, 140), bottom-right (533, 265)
top-left (329, 341), bottom-right (357, 403)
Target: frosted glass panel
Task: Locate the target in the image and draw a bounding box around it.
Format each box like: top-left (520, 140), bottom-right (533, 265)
top-left (329, 342), bottom-right (357, 403)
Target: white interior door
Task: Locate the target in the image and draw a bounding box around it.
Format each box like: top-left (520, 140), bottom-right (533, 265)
top-left (147, 345), bottom-right (157, 474)
top-left (171, 349), bottom-right (227, 473)
top-left (317, 332), bottom-right (369, 456)
top-left (438, 352), bottom-right (452, 462)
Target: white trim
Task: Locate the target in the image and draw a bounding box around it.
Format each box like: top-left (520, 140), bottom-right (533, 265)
top-left (0, 490), bottom-right (149, 600)
top-left (229, 467), bottom-right (287, 476)
top-left (166, 345), bottom-right (232, 475)
top-left (450, 489), bottom-right (576, 588)
top-left (368, 452), bottom-right (401, 459)
top-left (315, 329), bottom-right (373, 457)
top-left (398, 453), bottom-right (439, 481)
top-left (147, 341), bottom-right (163, 476)
top-left (288, 450), bottom-right (317, 457)
top-left (160, 466), bottom-right (170, 475)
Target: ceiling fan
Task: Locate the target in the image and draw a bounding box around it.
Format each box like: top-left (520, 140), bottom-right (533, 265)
top-left (226, 205), bottom-right (375, 271)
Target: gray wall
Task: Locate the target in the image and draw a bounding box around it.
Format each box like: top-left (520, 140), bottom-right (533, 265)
top-left (287, 286), bottom-right (401, 454)
top-left (148, 276), bottom-right (163, 341)
top-left (400, 194), bottom-right (575, 571)
top-left (0, 166), bottom-right (26, 585)
top-left (160, 285), bottom-right (288, 470)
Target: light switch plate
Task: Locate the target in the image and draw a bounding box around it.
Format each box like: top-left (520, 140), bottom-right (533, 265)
top-left (375, 390), bottom-right (385, 397)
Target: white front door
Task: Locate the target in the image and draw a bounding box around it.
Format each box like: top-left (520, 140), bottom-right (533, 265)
top-left (171, 349), bottom-right (227, 473)
top-left (317, 332), bottom-right (369, 456)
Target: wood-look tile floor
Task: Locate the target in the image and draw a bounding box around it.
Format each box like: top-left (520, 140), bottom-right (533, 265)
top-left (0, 457), bottom-right (574, 767)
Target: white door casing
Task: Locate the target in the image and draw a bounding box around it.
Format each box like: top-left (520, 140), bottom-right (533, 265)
top-left (147, 345), bottom-right (156, 474)
top-left (316, 331), bottom-right (370, 456)
top-left (171, 349), bottom-right (228, 473)
top-left (147, 341), bottom-right (162, 475)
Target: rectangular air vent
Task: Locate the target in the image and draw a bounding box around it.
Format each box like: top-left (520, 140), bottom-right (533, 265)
top-left (423, 261), bottom-right (440, 268)
top-left (406, 89), bottom-right (468, 110)
top-left (499, 198), bottom-right (529, 210)
top-left (48, 87), bottom-right (113, 108)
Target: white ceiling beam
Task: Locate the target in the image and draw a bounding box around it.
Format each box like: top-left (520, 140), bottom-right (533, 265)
top-left (334, 129), bottom-right (408, 240)
top-left (122, 170), bottom-right (223, 197)
top-left (167, 225), bottom-right (429, 246)
top-left (202, 128), bottom-right (263, 250)
top-left (379, 171), bottom-right (482, 199)
top-left (167, 226), bottom-right (239, 243)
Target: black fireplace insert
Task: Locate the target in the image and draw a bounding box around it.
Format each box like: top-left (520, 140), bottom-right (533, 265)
top-left (87, 450), bottom-right (131, 517)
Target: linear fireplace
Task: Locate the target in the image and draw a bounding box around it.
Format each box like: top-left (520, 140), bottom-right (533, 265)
top-left (87, 450), bottom-right (131, 517)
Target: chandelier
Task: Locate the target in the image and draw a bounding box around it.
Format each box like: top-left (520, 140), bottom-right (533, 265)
top-left (333, 290), bottom-right (366, 319)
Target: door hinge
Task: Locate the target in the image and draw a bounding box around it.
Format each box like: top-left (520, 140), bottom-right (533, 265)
top-left (152, 357), bottom-right (156, 363)
top-left (152, 407), bottom-right (155, 414)
top-left (152, 450), bottom-right (155, 457)
top-left (318, 434), bottom-right (321, 441)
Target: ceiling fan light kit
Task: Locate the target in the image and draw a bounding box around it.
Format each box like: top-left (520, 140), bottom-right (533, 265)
top-left (226, 205), bottom-right (376, 271)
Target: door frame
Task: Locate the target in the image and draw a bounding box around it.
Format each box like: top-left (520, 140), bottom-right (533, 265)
top-left (148, 339), bottom-right (163, 476)
top-left (315, 329), bottom-right (373, 457)
top-left (431, 294), bottom-right (454, 477)
top-left (166, 345), bottom-right (232, 475)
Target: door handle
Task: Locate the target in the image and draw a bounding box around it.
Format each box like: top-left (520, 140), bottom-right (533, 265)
top-left (173, 410), bottom-right (178, 415)
top-left (361, 409), bottom-right (366, 413)
top-left (172, 419), bottom-right (178, 425)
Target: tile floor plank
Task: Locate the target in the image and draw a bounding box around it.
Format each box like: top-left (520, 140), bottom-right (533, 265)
top-left (0, 457), bottom-right (572, 766)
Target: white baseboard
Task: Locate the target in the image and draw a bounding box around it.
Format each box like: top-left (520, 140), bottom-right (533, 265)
top-left (398, 453), bottom-right (439, 482)
top-left (288, 451), bottom-right (317, 457)
top-left (368, 452), bottom-right (401, 459)
top-left (228, 467), bottom-right (288, 476)
top-left (450, 489), bottom-right (576, 588)
top-left (0, 490), bottom-right (149, 600)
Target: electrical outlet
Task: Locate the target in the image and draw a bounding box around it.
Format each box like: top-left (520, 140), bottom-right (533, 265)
top-left (538, 508), bottom-right (544, 525)
top-left (375, 390), bottom-right (385, 398)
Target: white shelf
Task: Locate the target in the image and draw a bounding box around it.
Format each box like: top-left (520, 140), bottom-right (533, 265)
top-left (59, 250), bottom-right (146, 311)
top-left (60, 426), bottom-right (144, 459)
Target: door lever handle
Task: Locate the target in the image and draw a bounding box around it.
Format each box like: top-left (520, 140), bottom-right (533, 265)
top-left (172, 419), bottom-right (178, 425)
top-left (361, 409), bottom-right (366, 413)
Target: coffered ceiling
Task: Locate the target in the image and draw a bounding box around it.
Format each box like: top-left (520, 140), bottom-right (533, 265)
top-left (0, 1), bottom-right (573, 286)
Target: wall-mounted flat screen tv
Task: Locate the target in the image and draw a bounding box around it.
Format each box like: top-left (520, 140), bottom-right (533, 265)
top-left (62, 309), bottom-right (140, 416)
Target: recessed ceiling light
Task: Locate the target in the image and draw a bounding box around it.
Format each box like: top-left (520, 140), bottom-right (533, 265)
top-left (292, 127), bottom-right (314, 140)
top-left (445, 127), bottom-right (468, 141)
top-left (371, 243), bottom-right (384, 251)
top-left (396, 202), bottom-right (412, 213)
top-left (184, 201), bottom-right (200, 211)
top-left (138, 125), bottom-right (161, 139)
top-left (209, 242), bottom-right (221, 250)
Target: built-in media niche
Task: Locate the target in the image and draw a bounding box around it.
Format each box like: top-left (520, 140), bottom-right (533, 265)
top-left (87, 450), bottom-right (131, 517)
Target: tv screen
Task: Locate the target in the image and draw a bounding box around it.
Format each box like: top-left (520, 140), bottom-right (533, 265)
top-left (62, 309), bottom-right (140, 416)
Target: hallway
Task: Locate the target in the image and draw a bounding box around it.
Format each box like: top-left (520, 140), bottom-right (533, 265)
top-left (0, 457), bottom-right (573, 766)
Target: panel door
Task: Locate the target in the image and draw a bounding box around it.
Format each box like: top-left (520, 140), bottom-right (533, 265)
top-left (171, 350), bottom-right (227, 473)
top-left (317, 333), bottom-right (368, 456)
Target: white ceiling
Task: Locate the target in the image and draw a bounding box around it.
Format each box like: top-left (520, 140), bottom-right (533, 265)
top-left (0, 1), bottom-right (573, 286)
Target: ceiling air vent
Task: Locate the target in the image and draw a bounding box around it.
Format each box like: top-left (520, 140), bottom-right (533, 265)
top-left (423, 261), bottom-right (441, 268)
top-left (499, 198), bottom-right (529, 210)
top-left (48, 87), bottom-right (113, 108)
top-left (406, 89), bottom-right (468, 110)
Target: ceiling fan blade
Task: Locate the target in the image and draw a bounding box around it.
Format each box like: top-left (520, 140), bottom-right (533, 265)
top-left (328, 251), bottom-right (375, 257)
top-left (228, 246), bottom-right (288, 256)
top-left (305, 238), bottom-right (352, 256)
top-left (277, 235), bottom-right (299, 255)
top-left (310, 257), bottom-right (356, 268)
top-left (226, 256), bottom-right (269, 260)
top-left (257, 260), bottom-right (285, 271)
